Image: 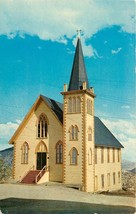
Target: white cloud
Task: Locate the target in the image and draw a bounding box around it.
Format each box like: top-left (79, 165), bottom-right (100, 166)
top-left (121, 105), bottom-right (130, 109)
top-left (0, 120), bottom-right (21, 139)
top-left (101, 117), bottom-right (136, 161)
top-left (111, 47), bottom-right (122, 55)
top-left (0, 0), bottom-right (135, 57)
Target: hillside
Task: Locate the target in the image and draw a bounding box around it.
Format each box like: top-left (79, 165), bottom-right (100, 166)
top-left (0, 147), bottom-right (13, 167)
top-left (122, 159), bottom-right (135, 170)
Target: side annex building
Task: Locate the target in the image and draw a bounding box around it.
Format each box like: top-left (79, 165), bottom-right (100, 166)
top-left (9, 37), bottom-right (123, 192)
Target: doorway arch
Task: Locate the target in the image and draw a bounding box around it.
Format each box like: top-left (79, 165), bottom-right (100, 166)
top-left (35, 141), bottom-right (47, 170)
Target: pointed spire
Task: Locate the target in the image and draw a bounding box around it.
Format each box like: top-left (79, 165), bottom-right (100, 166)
top-left (68, 37), bottom-right (90, 91)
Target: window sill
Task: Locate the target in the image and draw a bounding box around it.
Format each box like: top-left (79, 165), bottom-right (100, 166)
top-left (21, 163), bottom-right (28, 164)
top-left (36, 137), bottom-right (48, 139)
top-left (56, 163), bottom-right (63, 165)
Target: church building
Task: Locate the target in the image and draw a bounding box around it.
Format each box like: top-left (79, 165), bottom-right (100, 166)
top-left (9, 36), bottom-right (123, 192)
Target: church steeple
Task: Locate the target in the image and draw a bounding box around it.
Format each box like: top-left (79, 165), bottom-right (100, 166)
top-left (68, 37), bottom-right (90, 91)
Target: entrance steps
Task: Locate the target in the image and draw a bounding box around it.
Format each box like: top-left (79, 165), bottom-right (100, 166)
top-left (21, 170), bottom-right (45, 184)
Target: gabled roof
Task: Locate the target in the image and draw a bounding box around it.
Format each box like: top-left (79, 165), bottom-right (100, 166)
top-left (9, 95), bottom-right (123, 149)
top-left (94, 116), bottom-right (124, 148)
top-left (68, 38), bottom-right (90, 91)
top-left (9, 95), bottom-right (63, 144)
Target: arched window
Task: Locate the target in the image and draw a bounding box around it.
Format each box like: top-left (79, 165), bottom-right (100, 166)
top-left (21, 142), bottom-right (29, 164)
top-left (88, 148), bottom-right (92, 165)
top-left (88, 127), bottom-right (92, 141)
top-left (69, 125), bottom-right (79, 140)
top-left (37, 114), bottom-right (48, 138)
top-left (70, 148), bottom-right (78, 165)
top-left (56, 141), bottom-right (63, 164)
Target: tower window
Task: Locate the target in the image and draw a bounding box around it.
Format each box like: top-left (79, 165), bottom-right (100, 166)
top-left (88, 126), bottom-right (92, 141)
top-left (56, 141), bottom-right (63, 164)
top-left (37, 114), bottom-right (48, 138)
top-left (69, 125), bottom-right (79, 140)
top-left (70, 147), bottom-right (78, 165)
top-left (21, 142), bottom-right (29, 164)
top-left (67, 97), bottom-right (81, 113)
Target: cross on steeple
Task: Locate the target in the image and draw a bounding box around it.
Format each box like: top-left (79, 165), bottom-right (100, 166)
top-left (76, 29), bottom-right (82, 38)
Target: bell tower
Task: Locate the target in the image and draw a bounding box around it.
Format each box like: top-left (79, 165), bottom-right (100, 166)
top-left (61, 35), bottom-right (96, 192)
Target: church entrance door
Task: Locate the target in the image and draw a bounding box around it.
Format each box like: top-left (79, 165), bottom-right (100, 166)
top-left (37, 152), bottom-right (46, 170)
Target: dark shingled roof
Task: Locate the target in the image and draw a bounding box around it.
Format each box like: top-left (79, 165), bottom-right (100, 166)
top-left (41, 95), bottom-right (63, 124)
top-left (94, 116), bottom-right (123, 148)
top-left (68, 38), bottom-right (90, 91)
top-left (41, 95), bottom-right (123, 148)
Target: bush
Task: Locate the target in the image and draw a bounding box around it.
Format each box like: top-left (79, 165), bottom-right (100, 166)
top-left (0, 156), bottom-right (12, 181)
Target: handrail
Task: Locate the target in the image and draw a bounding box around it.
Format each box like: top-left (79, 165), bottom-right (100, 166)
top-left (20, 165), bottom-right (34, 182)
top-left (35, 165), bottom-right (49, 184)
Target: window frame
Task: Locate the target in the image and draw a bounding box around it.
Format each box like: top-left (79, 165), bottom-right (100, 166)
top-left (67, 97), bottom-right (81, 114)
top-left (21, 142), bottom-right (29, 164)
top-left (69, 125), bottom-right (79, 141)
top-left (37, 114), bottom-right (48, 139)
top-left (70, 147), bottom-right (78, 165)
top-left (56, 141), bottom-right (63, 164)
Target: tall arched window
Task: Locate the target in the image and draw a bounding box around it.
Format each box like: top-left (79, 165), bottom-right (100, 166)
top-left (69, 125), bottom-right (79, 140)
top-left (70, 148), bottom-right (78, 165)
top-left (37, 114), bottom-right (48, 138)
top-left (21, 142), bottom-right (29, 164)
top-left (56, 141), bottom-right (63, 164)
top-left (88, 148), bottom-right (92, 165)
top-left (88, 127), bottom-right (92, 141)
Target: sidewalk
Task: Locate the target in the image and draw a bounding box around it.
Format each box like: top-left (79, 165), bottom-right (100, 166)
top-left (0, 183), bottom-right (135, 208)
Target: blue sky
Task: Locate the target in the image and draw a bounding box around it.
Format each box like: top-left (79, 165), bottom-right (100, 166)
top-left (0, 0), bottom-right (135, 161)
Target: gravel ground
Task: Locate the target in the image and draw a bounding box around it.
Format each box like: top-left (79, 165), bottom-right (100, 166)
top-left (0, 183), bottom-right (135, 208)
